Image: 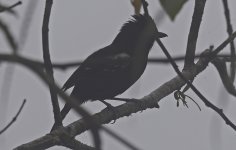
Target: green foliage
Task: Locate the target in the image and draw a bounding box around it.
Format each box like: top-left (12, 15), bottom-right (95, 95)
top-left (160, 0), bottom-right (188, 21)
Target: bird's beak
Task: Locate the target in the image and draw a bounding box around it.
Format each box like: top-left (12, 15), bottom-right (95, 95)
top-left (156, 32), bottom-right (168, 38)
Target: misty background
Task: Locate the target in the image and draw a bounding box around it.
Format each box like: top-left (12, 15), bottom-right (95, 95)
top-left (0, 0), bottom-right (236, 149)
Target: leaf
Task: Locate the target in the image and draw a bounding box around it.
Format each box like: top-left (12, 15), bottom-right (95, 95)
top-left (159, 0), bottom-right (188, 21)
top-left (130, 0), bottom-right (142, 15)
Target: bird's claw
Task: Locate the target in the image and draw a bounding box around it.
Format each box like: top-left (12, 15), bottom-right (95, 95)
top-left (105, 104), bottom-right (118, 124)
top-left (99, 100), bottom-right (118, 123)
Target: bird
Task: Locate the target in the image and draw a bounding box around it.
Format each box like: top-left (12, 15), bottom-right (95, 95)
top-left (52, 10), bottom-right (167, 130)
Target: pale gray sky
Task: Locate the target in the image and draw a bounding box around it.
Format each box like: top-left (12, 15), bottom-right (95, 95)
top-left (0, 0), bottom-right (236, 150)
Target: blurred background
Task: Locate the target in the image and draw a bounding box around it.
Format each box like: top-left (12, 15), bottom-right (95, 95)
top-left (0, 0), bottom-right (236, 149)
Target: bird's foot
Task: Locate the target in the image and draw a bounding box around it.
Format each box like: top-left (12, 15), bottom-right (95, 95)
top-left (99, 100), bottom-right (118, 123)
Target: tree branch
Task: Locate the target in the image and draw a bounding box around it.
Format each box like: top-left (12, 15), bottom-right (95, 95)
top-left (0, 53), bottom-right (100, 150)
top-left (184, 0), bottom-right (206, 69)
top-left (0, 99), bottom-right (26, 134)
top-left (0, 18), bottom-right (18, 52)
top-left (221, 0), bottom-right (236, 81)
top-left (11, 54), bottom-right (232, 71)
top-left (42, 0), bottom-right (62, 130)
top-left (0, 1), bottom-right (22, 13)
top-left (155, 31), bottom-right (236, 133)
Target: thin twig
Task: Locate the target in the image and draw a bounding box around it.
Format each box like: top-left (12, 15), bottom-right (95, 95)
top-left (18, 1), bottom-right (39, 50)
top-left (42, 0), bottom-right (62, 128)
top-left (0, 2), bottom-right (38, 128)
top-left (0, 18), bottom-right (18, 52)
top-left (221, 0), bottom-right (236, 81)
top-left (155, 32), bottom-right (236, 132)
top-left (21, 54), bottom-right (232, 71)
top-left (0, 99), bottom-right (26, 134)
top-left (210, 32), bottom-right (236, 58)
top-left (0, 1), bottom-right (22, 13)
top-left (42, 1), bottom-right (102, 149)
top-left (0, 54), bottom-right (101, 150)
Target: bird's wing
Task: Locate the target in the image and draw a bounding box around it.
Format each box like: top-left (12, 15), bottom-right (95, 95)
top-left (62, 49), bottom-right (131, 91)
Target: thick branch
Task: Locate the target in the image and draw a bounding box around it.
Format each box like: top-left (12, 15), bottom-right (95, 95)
top-left (184, 0), bottom-right (206, 69)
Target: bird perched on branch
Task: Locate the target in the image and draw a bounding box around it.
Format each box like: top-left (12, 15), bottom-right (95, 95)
top-left (52, 3), bottom-right (167, 130)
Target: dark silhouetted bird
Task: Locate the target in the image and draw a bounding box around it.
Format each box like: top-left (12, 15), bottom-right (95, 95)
top-left (52, 12), bottom-right (167, 130)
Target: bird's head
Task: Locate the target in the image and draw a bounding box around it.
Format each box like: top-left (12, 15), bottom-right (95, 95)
top-left (112, 14), bottom-right (166, 55)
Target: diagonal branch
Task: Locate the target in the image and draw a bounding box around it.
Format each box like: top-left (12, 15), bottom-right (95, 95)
top-left (0, 99), bottom-right (26, 134)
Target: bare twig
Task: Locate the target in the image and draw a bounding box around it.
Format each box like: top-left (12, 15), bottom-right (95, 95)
top-left (17, 54), bottom-right (232, 71)
top-left (156, 31), bottom-right (236, 132)
top-left (0, 1), bottom-right (22, 13)
top-left (210, 32), bottom-right (236, 58)
top-left (42, 0), bottom-right (62, 130)
top-left (0, 54), bottom-right (101, 150)
top-left (0, 1), bottom-right (38, 128)
top-left (18, 1), bottom-right (39, 50)
top-left (221, 0), bottom-right (236, 81)
top-left (184, 0), bottom-right (206, 69)
top-left (42, 1), bottom-right (101, 149)
top-left (0, 99), bottom-right (26, 134)
top-left (0, 18), bottom-right (18, 52)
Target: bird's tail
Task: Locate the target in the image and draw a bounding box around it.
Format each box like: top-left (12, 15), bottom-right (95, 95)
top-left (60, 102), bottom-right (72, 121)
